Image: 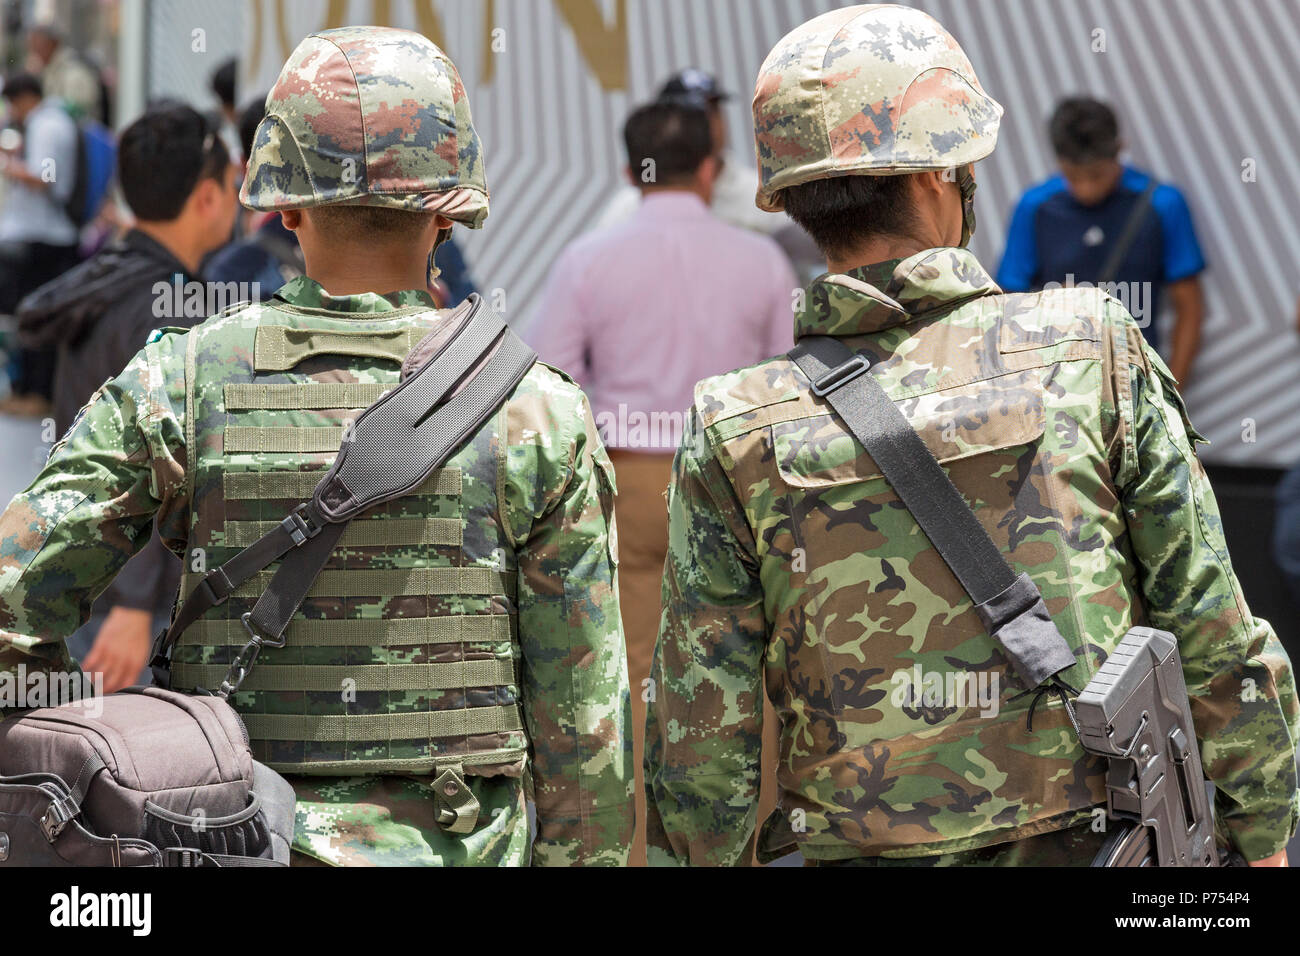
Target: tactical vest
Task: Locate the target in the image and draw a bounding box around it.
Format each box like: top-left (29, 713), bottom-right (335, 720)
top-left (167, 300), bottom-right (527, 781)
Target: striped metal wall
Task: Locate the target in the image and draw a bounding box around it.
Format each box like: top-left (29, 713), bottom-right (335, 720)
top-left (147, 0), bottom-right (1300, 465)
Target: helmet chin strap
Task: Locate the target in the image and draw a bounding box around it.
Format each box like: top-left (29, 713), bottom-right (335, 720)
top-left (956, 165), bottom-right (977, 248)
top-left (426, 226), bottom-right (453, 289)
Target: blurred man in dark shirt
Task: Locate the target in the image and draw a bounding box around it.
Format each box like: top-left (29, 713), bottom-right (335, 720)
top-left (998, 98), bottom-right (1206, 384)
top-left (16, 104), bottom-right (236, 689)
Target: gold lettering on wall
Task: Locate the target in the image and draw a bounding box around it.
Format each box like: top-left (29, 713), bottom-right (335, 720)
top-left (555, 0), bottom-right (627, 90)
top-left (252, 0), bottom-right (626, 91)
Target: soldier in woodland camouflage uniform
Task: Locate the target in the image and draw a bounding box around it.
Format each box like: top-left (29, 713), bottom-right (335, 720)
top-left (0, 26), bottom-right (633, 866)
top-left (644, 4), bottom-right (1298, 866)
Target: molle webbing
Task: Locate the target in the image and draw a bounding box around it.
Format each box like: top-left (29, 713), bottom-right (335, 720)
top-left (177, 614), bottom-right (513, 648)
top-left (224, 426), bottom-right (347, 454)
top-left (223, 468), bottom-right (461, 501)
top-left (224, 382), bottom-right (390, 410)
top-left (155, 295), bottom-right (539, 782)
top-left (222, 516), bottom-right (461, 548)
top-left (171, 657), bottom-right (516, 692)
top-left (179, 566), bottom-right (516, 600)
top-left (241, 706), bottom-right (524, 742)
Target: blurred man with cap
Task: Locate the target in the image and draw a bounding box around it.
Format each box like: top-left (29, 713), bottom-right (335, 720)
top-left (588, 68), bottom-right (783, 236)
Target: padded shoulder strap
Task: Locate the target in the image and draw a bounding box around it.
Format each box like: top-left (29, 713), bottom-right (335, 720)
top-left (788, 335), bottom-right (1077, 692)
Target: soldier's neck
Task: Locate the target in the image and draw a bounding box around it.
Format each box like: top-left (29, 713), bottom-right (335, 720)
top-left (827, 237), bottom-right (930, 275)
top-left (304, 253), bottom-right (431, 298)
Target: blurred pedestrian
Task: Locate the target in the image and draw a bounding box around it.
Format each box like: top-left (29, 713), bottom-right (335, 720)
top-left (208, 57), bottom-right (242, 164)
top-left (25, 25), bottom-right (100, 121)
top-left (1275, 463), bottom-right (1300, 606)
top-left (0, 72), bottom-right (80, 416)
top-left (204, 95), bottom-right (304, 298)
top-left (997, 97), bottom-right (1206, 384)
top-left (16, 104), bottom-right (236, 690)
top-left (589, 69), bottom-right (784, 237)
top-left (527, 98), bottom-right (797, 865)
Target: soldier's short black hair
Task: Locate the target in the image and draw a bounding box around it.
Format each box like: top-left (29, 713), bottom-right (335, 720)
top-left (622, 100), bottom-right (713, 187)
top-left (2, 71), bottom-right (43, 102)
top-left (308, 204), bottom-right (439, 242)
top-left (118, 105), bottom-right (231, 222)
top-left (780, 174), bottom-right (918, 260)
top-left (1050, 97), bottom-right (1120, 163)
top-left (211, 58), bottom-right (237, 109)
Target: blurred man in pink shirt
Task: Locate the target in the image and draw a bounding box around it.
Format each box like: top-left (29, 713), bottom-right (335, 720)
top-left (526, 99), bottom-right (796, 864)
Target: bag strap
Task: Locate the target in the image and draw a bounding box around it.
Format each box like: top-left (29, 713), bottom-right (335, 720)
top-left (151, 295), bottom-right (537, 696)
top-left (1096, 179), bottom-right (1157, 285)
top-left (788, 336), bottom-right (1079, 701)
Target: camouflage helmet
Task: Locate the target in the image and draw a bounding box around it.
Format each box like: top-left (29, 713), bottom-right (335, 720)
top-left (752, 3), bottom-right (1002, 214)
top-left (240, 25), bottom-right (488, 228)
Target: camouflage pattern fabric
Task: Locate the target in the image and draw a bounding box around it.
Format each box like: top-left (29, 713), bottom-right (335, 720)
top-left (644, 247), bottom-right (1299, 866)
top-left (0, 277), bottom-right (633, 866)
top-left (240, 26), bottom-right (489, 227)
top-left (807, 822), bottom-right (1107, 867)
top-left (752, 4), bottom-right (1003, 212)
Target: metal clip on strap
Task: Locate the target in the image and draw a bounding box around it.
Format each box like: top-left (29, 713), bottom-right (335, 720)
top-left (811, 354), bottom-right (871, 398)
top-left (432, 762), bottom-right (480, 835)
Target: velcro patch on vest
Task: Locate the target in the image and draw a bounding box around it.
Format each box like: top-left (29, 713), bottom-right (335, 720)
top-left (254, 326), bottom-right (425, 371)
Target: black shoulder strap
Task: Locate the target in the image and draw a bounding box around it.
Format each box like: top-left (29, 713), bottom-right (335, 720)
top-left (1096, 179), bottom-right (1158, 286)
top-left (151, 295), bottom-right (536, 696)
top-left (787, 336), bottom-right (1077, 695)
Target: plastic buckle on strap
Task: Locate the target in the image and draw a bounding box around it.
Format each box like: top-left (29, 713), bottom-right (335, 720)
top-left (811, 354), bottom-right (871, 397)
top-left (281, 503), bottom-right (322, 547)
top-left (164, 847), bottom-right (207, 867)
top-left (40, 795), bottom-right (78, 842)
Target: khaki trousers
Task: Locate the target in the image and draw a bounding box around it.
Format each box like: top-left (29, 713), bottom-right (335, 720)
top-left (610, 450), bottom-right (779, 866)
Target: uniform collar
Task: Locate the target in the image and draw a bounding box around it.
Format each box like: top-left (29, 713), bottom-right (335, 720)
top-left (273, 275), bottom-right (437, 314)
top-left (795, 247), bottom-right (1000, 337)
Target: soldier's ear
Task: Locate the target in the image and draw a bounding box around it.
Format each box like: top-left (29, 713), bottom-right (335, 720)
top-left (280, 209), bottom-right (303, 232)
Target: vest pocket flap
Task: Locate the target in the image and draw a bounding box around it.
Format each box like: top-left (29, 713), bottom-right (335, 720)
top-left (774, 369), bottom-right (1046, 488)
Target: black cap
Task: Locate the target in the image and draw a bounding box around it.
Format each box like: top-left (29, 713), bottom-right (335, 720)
top-left (657, 68), bottom-right (729, 105)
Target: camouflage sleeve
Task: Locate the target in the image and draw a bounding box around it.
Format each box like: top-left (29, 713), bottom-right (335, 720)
top-left (0, 335), bottom-right (188, 683)
top-left (507, 373), bottom-right (633, 865)
top-left (1115, 319), bottom-right (1300, 861)
top-left (644, 408), bottom-right (767, 866)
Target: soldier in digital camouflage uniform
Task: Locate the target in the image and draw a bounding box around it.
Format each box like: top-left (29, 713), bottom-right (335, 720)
top-left (644, 4), bottom-right (1298, 866)
top-left (0, 26), bottom-right (633, 866)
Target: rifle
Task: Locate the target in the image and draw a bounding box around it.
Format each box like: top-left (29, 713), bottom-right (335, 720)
top-left (1076, 627), bottom-right (1221, 867)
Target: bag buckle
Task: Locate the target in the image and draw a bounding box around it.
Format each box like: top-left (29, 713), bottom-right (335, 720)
top-left (811, 354), bottom-right (871, 397)
top-left (281, 504), bottom-right (322, 547)
top-left (40, 794), bottom-right (78, 842)
top-left (164, 846), bottom-right (207, 867)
